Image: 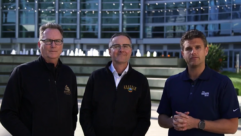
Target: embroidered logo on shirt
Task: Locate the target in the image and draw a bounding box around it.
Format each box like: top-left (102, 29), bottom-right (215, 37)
top-left (233, 108), bottom-right (239, 112)
top-left (64, 85), bottom-right (71, 95)
top-left (201, 91), bottom-right (209, 97)
top-left (124, 85), bottom-right (137, 93)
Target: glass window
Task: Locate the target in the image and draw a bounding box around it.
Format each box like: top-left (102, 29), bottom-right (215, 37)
top-left (19, 11), bottom-right (35, 24)
top-left (19, 3), bottom-right (35, 10)
top-left (2, 25), bottom-right (15, 38)
top-left (19, 0), bottom-right (35, 2)
top-left (188, 15), bottom-right (208, 21)
top-left (145, 11), bottom-right (165, 23)
top-left (38, 3), bottom-right (55, 9)
top-left (19, 32), bottom-right (34, 38)
top-left (102, 3), bottom-right (120, 9)
top-left (81, 0), bottom-right (98, 2)
top-left (188, 24), bottom-right (208, 36)
top-left (59, 2), bottom-right (77, 9)
top-left (231, 22), bottom-right (241, 36)
top-left (188, 1), bottom-right (209, 8)
top-left (62, 25), bottom-right (77, 31)
top-left (145, 26), bottom-right (164, 38)
top-left (123, 25), bottom-right (140, 31)
top-left (81, 11), bottom-right (98, 24)
top-left (2, 0), bottom-right (16, 10)
top-left (1, 32), bottom-right (15, 38)
top-left (188, 8), bottom-right (209, 15)
top-left (232, 4), bottom-right (241, 19)
top-left (208, 23), bottom-right (231, 37)
top-left (166, 2), bottom-right (186, 9)
top-left (123, 12), bottom-right (140, 24)
top-left (81, 2), bottom-right (98, 9)
top-left (102, 12), bottom-right (119, 24)
top-left (81, 32), bottom-right (98, 38)
top-left (209, 13), bottom-right (231, 20)
top-left (39, 0), bottom-right (55, 2)
top-left (102, 25), bottom-right (119, 31)
top-left (81, 25), bottom-right (98, 32)
top-left (101, 32), bottom-right (117, 38)
top-left (123, 3), bottom-right (140, 9)
top-left (2, 11), bottom-right (16, 24)
top-left (19, 25), bottom-right (35, 31)
top-left (2, 25), bottom-right (15, 32)
top-left (59, 12), bottom-right (77, 24)
top-left (166, 16), bottom-right (186, 23)
top-left (145, 3), bottom-right (164, 10)
top-left (63, 32), bottom-right (76, 38)
top-left (123, 0), bottom-right (140, 2)
top-left (38, 11), bottom-right (55, 24)
top-left (165, 25), bottom-right (186, 38)
top-left (59, 0), bottom-right (77, 2)
top-left (123, 25), bottom-right (139, 38)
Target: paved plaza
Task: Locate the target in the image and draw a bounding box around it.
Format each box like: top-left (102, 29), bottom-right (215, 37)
top-left (0, 98), bottom-right (240, 136)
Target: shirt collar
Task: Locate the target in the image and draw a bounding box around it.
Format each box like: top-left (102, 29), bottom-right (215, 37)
top-left (181, 65), bottom-right (212, 81)
top-left (109, 62), bottom-right (129, 76)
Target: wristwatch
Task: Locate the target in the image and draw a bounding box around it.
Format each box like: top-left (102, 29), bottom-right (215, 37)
top-left (198, 120), bottom-right (205, 130)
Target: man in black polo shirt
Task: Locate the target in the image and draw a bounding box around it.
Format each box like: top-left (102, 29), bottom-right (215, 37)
top-left (157, 30), bottom-right (241, 136)
top-left (80, 33), bottom-right (151, 136)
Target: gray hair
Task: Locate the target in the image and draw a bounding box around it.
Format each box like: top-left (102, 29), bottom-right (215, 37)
top-left (39, 23), bottom-right (63, 40)
top-left (108, 33), bottom-right (132, 48)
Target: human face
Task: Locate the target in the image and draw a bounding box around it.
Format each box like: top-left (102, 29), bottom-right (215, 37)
top-left (38, 28), bottom-right (63, 64)
top-left (181, 38), bottom-right (208, 68)
top-left (109, 35), bottom-right (132, 65)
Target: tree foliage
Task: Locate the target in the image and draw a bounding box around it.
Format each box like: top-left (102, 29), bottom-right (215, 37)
top-left (206, 44), bottom-right (226, 71)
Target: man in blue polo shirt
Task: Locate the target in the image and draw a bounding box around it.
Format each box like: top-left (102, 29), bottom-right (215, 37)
top-left (157, 30), bottom-right (241, 136)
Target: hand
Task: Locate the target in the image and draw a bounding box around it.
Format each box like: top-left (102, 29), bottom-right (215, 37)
top-left (173, 111), bottom-right (198, 131)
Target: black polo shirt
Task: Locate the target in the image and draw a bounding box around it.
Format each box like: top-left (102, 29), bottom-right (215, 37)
top-left (157, 66), bottom-right (241, 136)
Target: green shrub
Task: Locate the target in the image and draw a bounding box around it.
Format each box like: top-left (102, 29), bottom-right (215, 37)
top-left (206, 44), bottom-right (226, 71)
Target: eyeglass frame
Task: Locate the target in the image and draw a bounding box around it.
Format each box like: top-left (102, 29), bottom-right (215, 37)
top-left (110, 44), bottom-right (132, 50)
top-left (40, 39), bottom-right (63, 45)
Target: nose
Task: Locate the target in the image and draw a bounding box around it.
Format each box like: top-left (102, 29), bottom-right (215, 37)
top-left (191, 48), bottom-right (196, 54)
top-left (118, 46), bottom-right (125, 51)
top-left (50, 41), bottom-right (56, 47)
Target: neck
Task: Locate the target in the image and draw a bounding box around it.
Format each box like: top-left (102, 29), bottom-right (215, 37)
top-left (113, 62), bottom-right (128, 74)
top-left (42, 56), bottom-right (58, 67)
top-left (188, 64), bottom-right (205, 80)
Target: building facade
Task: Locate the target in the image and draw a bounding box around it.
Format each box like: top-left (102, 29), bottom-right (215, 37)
top-left (0, 0), bottom-right (241, 71)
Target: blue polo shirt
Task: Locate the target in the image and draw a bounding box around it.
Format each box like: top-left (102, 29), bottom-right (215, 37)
top-left (157, 66), bottom-right (241, 136)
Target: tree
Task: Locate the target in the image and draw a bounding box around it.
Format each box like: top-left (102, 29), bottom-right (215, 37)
top-left (206, 44), bottom-right (226, 71)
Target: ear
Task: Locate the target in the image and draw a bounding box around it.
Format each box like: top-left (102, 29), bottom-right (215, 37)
top-left (181, 50), bottom-right (184, 58)
top-left (38, 41), bottom-right (41, 48)
top-left (205, 46), bottom-right (209, 56)
top-left (108, 48), bottom-right (111, 55)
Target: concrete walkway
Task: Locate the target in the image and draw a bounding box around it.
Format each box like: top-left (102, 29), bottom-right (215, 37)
top-left (0, 98), bottom-right (241, 136)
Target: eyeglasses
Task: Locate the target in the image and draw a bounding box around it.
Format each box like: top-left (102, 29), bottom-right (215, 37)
top-left (40, 39), bottom-right (63, 45)
top-left (110, 44), bottom-right (131, 50)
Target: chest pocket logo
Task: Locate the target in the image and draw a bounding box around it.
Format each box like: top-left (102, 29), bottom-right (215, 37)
top-left (124, 85), bottom-right (137, 93)
top-left (201, 91), bottom-right (209, 97)
top-left (64, 85), bottom-right (71, 95)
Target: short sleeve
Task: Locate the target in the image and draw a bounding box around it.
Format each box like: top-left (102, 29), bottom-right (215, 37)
top-left (219, 76), bottom-right (241, 119)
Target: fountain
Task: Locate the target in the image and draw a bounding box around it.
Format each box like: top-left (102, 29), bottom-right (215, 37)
top-left (11, 49), bottom-right (16, 55)
top-left (136, 49), bottom-right (141, 57)
top-left (147, 51), bottom-right (150, 57)
top-left (153, 51), bottom-right (157, 57)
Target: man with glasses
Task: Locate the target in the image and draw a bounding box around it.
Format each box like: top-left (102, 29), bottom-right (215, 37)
top-left (0, 23), bottom-right (78, 136)
top-left (80, 33), bottom-right (151, 136)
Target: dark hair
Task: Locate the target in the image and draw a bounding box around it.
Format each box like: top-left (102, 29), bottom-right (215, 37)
top-left (109, 33), bottom-right (132, 48)
top-left (39, 23), bottom-right (63, 40)
top-left (180, 30), bottom-right (207, 50)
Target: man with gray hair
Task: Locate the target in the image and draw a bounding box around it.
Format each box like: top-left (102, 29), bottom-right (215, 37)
top-left (80, 32), bottom-right (151, 136)
top-left (0, 23), bottom-right (78, 136)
